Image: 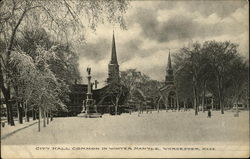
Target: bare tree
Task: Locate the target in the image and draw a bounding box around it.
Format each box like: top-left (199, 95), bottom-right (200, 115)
top-left (203, 41), bottom-right (238, 114)
top-left (103, 83), bottom-right (127, 115)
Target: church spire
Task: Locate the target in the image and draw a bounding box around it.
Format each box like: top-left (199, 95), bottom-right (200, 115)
top-left (167, 49), bottom-right (172, 70)
top-left (165, 49), bottom-right (174, 85)
top-left (107, 30), bottom-right (120, 84)
top-left (110, 31), bottom-right (118, 64)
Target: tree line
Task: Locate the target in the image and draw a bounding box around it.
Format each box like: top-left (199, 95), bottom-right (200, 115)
top-left (104, 69), bottom-right (162, 115)
top-left (174, 41), bottom-right (249, 115)
top-left (108, 41), bottom-right (248, 116)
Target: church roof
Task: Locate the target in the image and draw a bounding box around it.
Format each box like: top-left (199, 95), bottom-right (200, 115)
top-left (69, 84), bottom-right (88, 94)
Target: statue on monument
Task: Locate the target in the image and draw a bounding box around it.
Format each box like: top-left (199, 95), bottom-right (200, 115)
top-left (87, 67), bottom-right (91, 75)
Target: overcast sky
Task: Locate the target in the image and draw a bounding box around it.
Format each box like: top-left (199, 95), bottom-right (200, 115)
top-left (77, 0), bottom-right (249, 87)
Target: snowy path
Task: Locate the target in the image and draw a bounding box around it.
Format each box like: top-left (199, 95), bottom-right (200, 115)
top-left (1, 110), bottom-right (249, 146)
top-left (1, 119), bottom-right (38, 139)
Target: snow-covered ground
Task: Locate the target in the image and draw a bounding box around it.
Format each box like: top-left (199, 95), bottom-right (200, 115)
top-left (1, 110), bottom-right (249, 146)
top-left (1, 119), bottom-right (37, 139)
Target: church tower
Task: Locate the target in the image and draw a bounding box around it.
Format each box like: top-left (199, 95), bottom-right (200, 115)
top-left (107, 31), bottom-right (120, 84)
top-left (165, 50), bottom-right (174, 85)
top-left (159, 49), bottom-right (178, 110)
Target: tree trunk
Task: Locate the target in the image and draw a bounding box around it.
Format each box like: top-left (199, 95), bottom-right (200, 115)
top-left (27, 112), bottom-right (29, 122)
top-left (17, 102), bottom-right (23, 124)
top-left (141, 103), bottom-right (143, 114)
top-left (193, 79), bottom-right (198, 115)
top-left (32, 108), bottom-right (36, 120)
top-left (220, 80), bottom-right (224, 114)
top-left (202, 80), bottom-right (206, 112)
top-left (165, 97), bottom-right (168, 112)
top-left (174, 98), bottom-right (177, 111)
top-left (1, 87), bottom-right (14, 126)
top-left (247, 98), bottom-right (249, 110)
top-left (198, 96), bottom-right (201, 112)
top-left (17, 102), bottom-right (19, 121)
top-left (157, 98), bottom-right (160, 113)
top-left (20, 102), bottom-right (23, 124)
top-left (43, 108), bottom-right (46, 127)
top-left (0, 58), bottom-right (14, 125)
top-left (38, 106), bottom-right (41, 132)
top-left (115, 106), bottom-right (117, 115)
top-left (211, 98), bottom-right (214, 110)
top-left (176, 94), bottom-right (180, 111)
top-left (184, 101), bottom-right (186, 111)
top-left (50, 112), bottom-right (53, 121)
top-left (47, 111), bottom-right (49, 125)
top-left (6, 100), bottom-right (11, 124)
top-left (24, 103), bottom-right (27, 121)
top-left (235, 97), bottom-right (239, 117)
top-left (8, 100), bottom-right (15, 126)
top-left (24, 101), bottom-right (29, 122)
top-left (5, 100), bottom-right (11, 125)
top-left (14, 86), bottom-right (23, 124)
top-left (217, 75), bottom-right (224, 114)
top-left (194, 94), bottom-right (198, 115)
top-left (115, 98), bottom-right (119, 115)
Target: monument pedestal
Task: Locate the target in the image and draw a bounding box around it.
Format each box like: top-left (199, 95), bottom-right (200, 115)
top-left (78, 95), bottom-right (102, 118)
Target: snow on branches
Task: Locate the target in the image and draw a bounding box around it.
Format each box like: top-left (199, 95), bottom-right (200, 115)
top-left (9, 45), bottom-right (67, 112)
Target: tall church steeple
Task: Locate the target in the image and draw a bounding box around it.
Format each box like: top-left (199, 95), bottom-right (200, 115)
top-left (111, 31), bottom-right (118, 64)
top-left (107, 31), bottom-right (120, 84)
top-left (167, 50), bottom-right (172, 70)
top-left (165, 49), bottom-right (174, 85)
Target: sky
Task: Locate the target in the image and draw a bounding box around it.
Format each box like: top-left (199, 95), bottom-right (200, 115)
top-left (76, 0), bottom-right (249, 87)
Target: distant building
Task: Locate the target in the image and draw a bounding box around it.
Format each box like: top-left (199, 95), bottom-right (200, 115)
top-left (66, 84), bottom-right (88, 116)
top-left (159, 51), bottom-right (178, 109)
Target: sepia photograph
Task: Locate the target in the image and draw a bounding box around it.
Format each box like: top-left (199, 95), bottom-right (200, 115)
top-left (0, 0), bottom-right (249, 158)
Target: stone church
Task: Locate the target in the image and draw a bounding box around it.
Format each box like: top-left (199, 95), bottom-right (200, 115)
top-left (159, 51), bottom-right (178, 110)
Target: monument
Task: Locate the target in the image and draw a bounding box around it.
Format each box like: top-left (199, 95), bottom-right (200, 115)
top-left (78, 67), bottom-right (102, 118)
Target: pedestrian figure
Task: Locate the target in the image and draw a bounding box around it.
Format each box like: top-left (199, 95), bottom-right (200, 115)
top-left (208, 109), bottom-right (211, 118)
